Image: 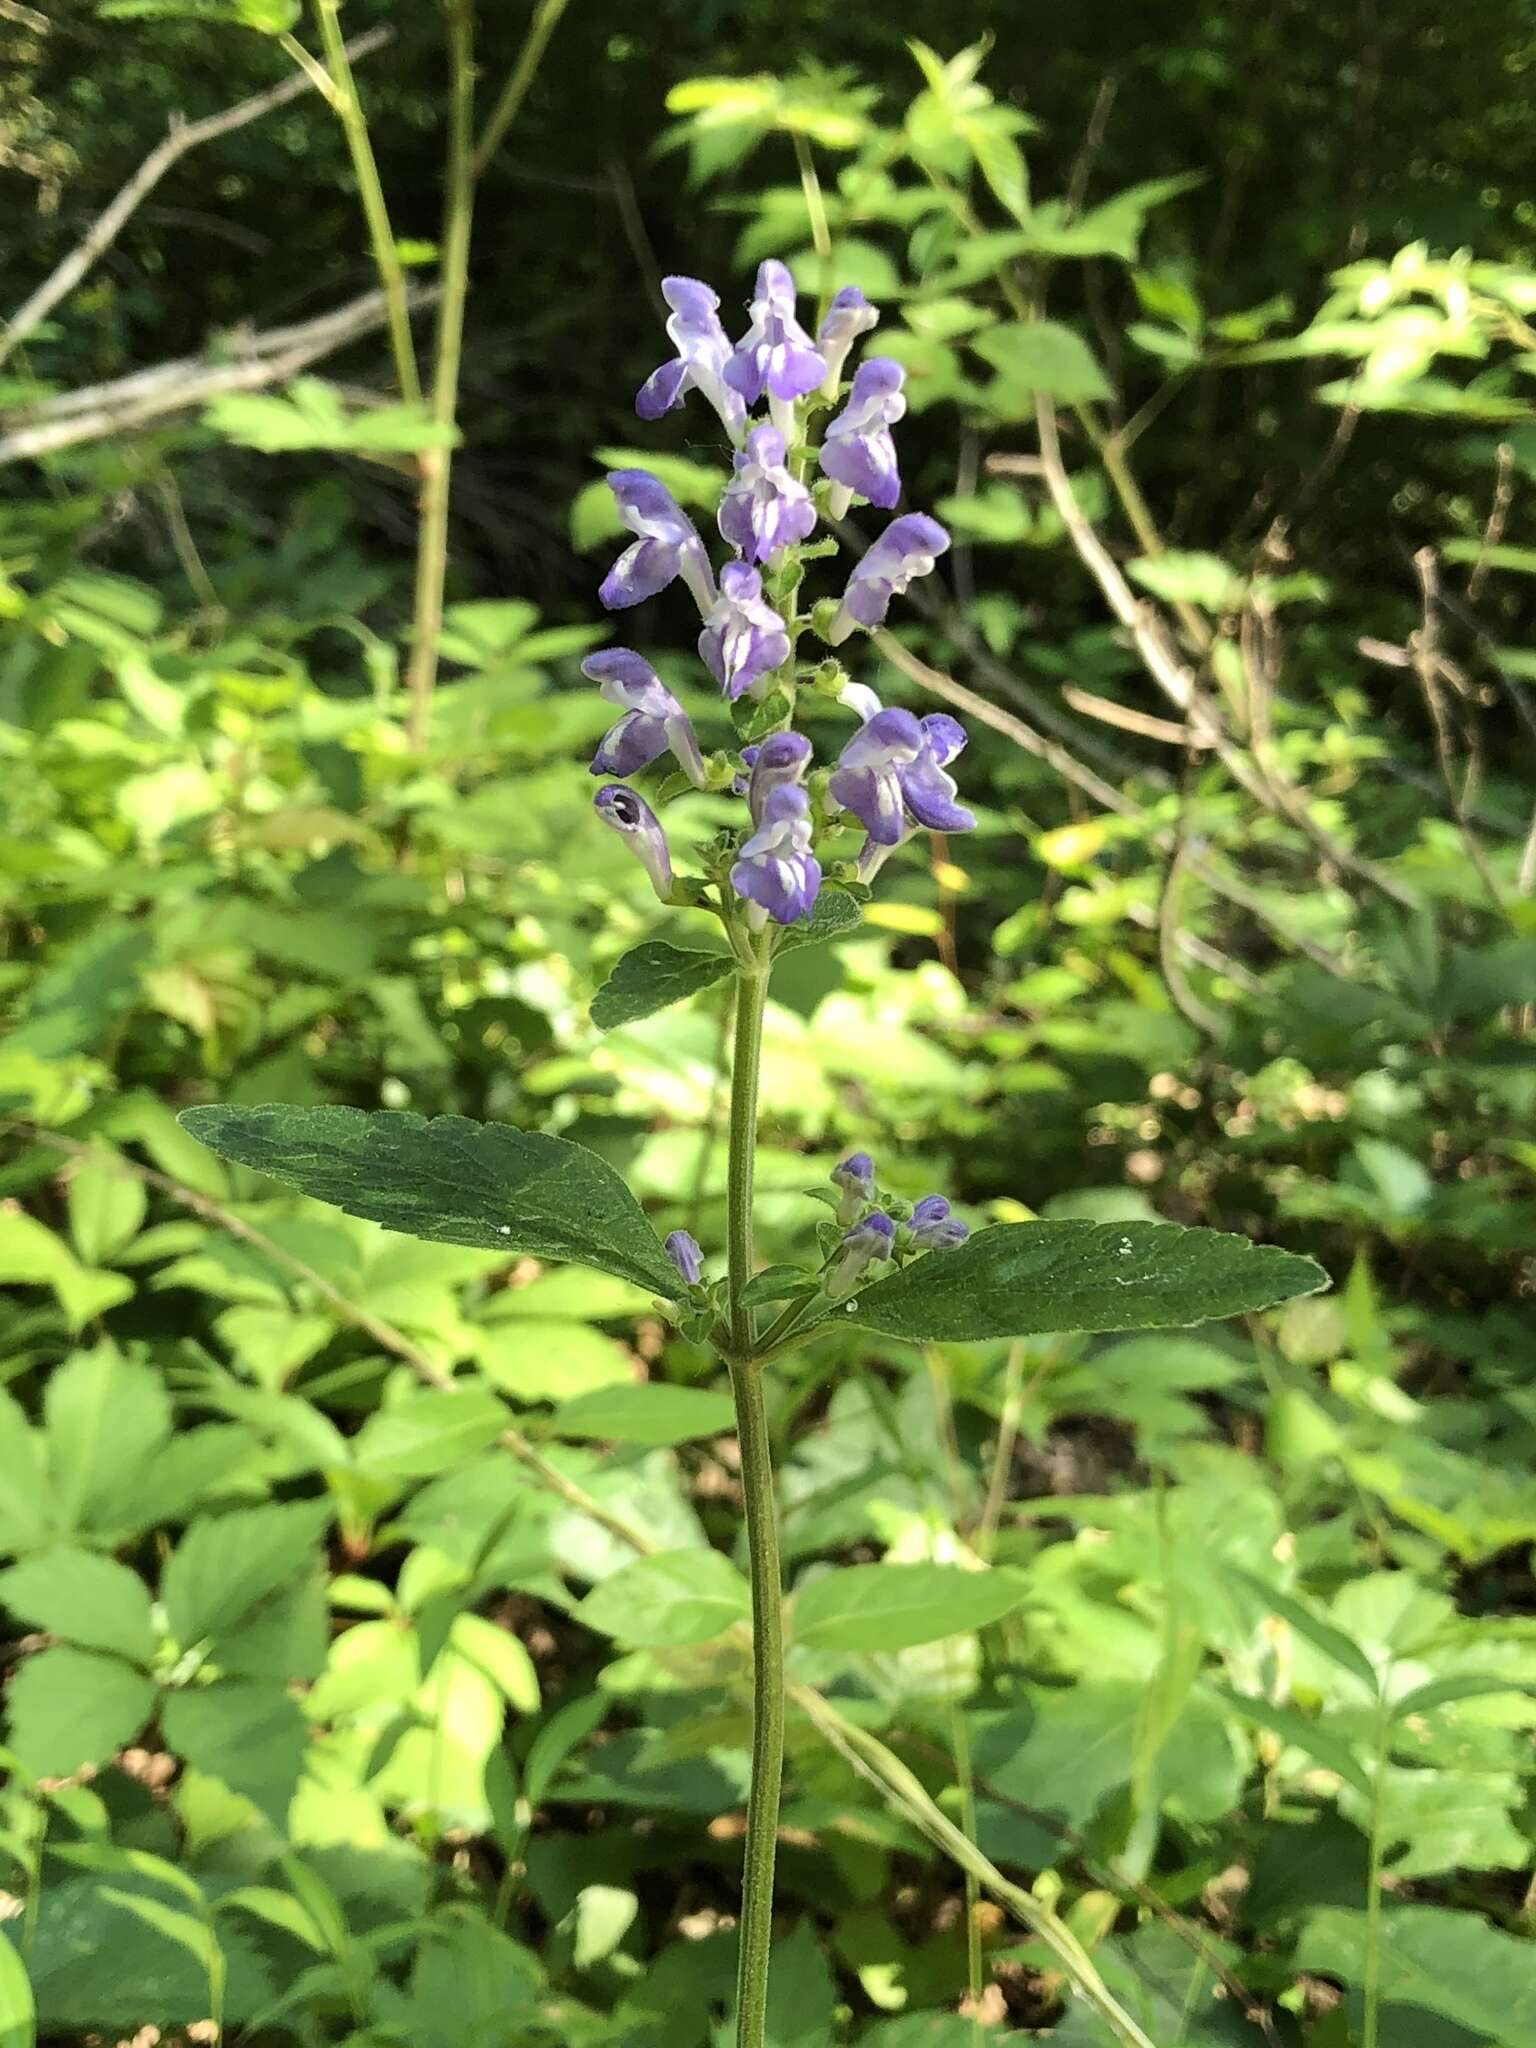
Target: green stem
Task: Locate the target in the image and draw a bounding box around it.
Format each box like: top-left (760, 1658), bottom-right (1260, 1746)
top-left (1362, 1705), bottom-right (1389, 2048)
top-left (404, 0), bottom-right (476, 752)
top-left (311, 0), bottom-right (421, 404)
top-left (724, 964), bottom-right (784, 2048)
top-left (470, 0), bottom-right (568, 178)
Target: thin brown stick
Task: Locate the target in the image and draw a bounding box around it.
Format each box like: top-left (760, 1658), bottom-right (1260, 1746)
top-left (1409, 548), bottom-right (1505, 914)
top-left (1466, 441), bottom-right (1515, 603)
top-left (874, 629), bottom-right (1357, 977)
top-left (1019, 413), bottom-right (1420, 909)
top-left (0, 286), bottom-right (438, 463)
top-left (0, 27), bottom-right (392, 373)
top-left (1061, 684), bottom-right (1210, 747)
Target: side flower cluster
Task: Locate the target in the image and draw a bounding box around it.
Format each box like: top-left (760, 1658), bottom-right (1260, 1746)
top-left (826, 1151), bottom-right (969, 1294)
top-left (587, 260), bottom-right (976, 934)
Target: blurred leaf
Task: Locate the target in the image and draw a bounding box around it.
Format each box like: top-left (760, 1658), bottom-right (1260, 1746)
top-left (550, 1383), bottom-right (734, 1446)
top-left (792, 1562), bottom-right (1028, 1653)
top-left (972, 320), bottom-right (1112, 404)
top-left (6, 1647), bottom-right (155, 1777)
top-left (0, 1547), bottom-right (155, 1664)
top-left (577, 1549), bottom-right (750, 1646)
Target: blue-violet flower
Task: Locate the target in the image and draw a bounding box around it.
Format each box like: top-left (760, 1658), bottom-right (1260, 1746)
top-left (827, 1210), bottom-right (894, 1296)
top-left (826, 512), bottom-right (950, 643)
top-left (582, 649), bottom-right (708, 787)
top-left (831, 1151), bottom-right (875, 1225)
top-left (599, 469), bottom-right (716, 619)
top-left (635, 275), bottom-right (747, 443)
top-left (908, 1195), bottom-right (970, 1251)
top-left (593, 783), bottom-right (673, 901)
top-left (729, 784), bottom-right (821, 926)
top-left (818, 285), bottom-right (880, 394)
top-left (725, 259), bottom-right (826, 438)
top-left (719, 424), bottom-right (817, 564)
top-left (829, 706), bottom-right (925, 845)
top-left (746, 729), bottom-right (812, 823)
top-left (820, 357), bottom-right (907, 514)
top-left (665, 1229), bottom-right (705, 1286)
top-left (699, 561), bottom-right (790, 701)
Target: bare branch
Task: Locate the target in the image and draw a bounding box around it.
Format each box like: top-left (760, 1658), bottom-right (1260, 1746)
top-left (0, 284), bottom-right (438, 463)
top-left (0, 26), bottom-right (393, 372)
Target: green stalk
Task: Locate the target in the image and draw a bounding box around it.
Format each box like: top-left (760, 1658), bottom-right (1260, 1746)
top-left (404, 0), bottom-right (476, 751)
top-left (470, 0), bottom-right (569, 178)
top-left (724, 962), bottom-right (785, 2048)
top-left (311, 0), bottom-right (421, 404)
top-left (1362, 1704), bottom-right (1389, 2048)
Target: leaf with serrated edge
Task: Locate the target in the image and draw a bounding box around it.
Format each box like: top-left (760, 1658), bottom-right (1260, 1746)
top-left (178, 1104), bottom-right (678, 1294)
top-left (590, 943), bottom-right (731, 1031)
top-left (836, 1220), bottom-right (1327, 1342)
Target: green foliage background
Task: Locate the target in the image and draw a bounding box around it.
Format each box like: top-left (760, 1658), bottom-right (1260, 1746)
top-left (3, 4), bottom-right (1536, 2045)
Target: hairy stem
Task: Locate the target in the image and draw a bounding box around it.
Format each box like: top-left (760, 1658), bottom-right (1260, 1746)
top-left (311, 2), bottom-right (420, 404)
top-left (724, 964), bottom-right (784, 2048)
top-left (404, 0), bottom-right (476, 751)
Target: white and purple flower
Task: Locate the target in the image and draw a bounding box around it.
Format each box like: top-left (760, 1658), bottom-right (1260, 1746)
top-left (725, 260), bottom-right (827, 437)
top-left (636, 275), bottom-right (747, 443)
top-left (582, 649), bottom-right (708, 788)
top-left (908, 1195), bottom-right (969, 1251)
top-left (830, 701), bottom-right (976, 848)
top-left (820, 358), bottom-right (907, 514)
top-left (746, 729), bottom-right (812, 823)
top-left (729, 784), bottom-right (821, 926)
top-left (599, 469), bottom-right (717, 618)
top-left (818, 285), bottom-right (880, 394)
top-left (831, 1151), bottom-right (875, 1224)
top-left (827, 1210), bottom-right (894, 1295)
top-left (593, 783), bottom-right (673, 901)
top-left (699, 561), bottom-right (791, 701)
top-left (719, 424), bottom-right (817, 564)
top-left (826, 513), bottom-right (950, 643)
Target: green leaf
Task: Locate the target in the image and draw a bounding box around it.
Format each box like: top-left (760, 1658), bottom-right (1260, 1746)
top-left (43, 1347), bottom-right (170, 1542)
top-left (577, 1549), bottom-right (750, 1646)
top-left (971, 320), bottom-right (1112, 404)
top-left (162, 1499), bottom-right (329, 1651)
top-left (1127, 550), bottom-right (1247, 612)
top-left (590, 942), bottom-right (731, 1031)
top-left (0, 1547), bottom-right (155, 1664)
top-left (837, 1221), bottom-right (1327, 1342)
top-left (1295, 1905), bottom-right (1536, 2037)
top-left (177, 1104), bottom-right (679, 1294)
top-left (778, 886), bottom-right (863, 953)
top-left (1389, 1673), bottom-right (1520, 1722)
top-left (550, 1383), bottom-right (735, 1447)
top-left (349, 1387), bottom-right (508, 1480)
top-left (0, 1934), bottom-right (35, 2048)
top-left (161, 1681), bottom-right (307, 1825)
top-left (5, 1647), bottom-right (155, 1777)
top-left (792, 1562), bottom-right (1028, 1654)
top-left (66, 1147), bottom-right (147, 1265)
top-left (1211, 1685), bottom-right (1371, 1795)
top-left (1224, 1566), bottom-right (1380, 1696)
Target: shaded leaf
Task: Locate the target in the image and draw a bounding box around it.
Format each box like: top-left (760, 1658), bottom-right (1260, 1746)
top-left (178, 1104), bottom-right (679, 1294)
top-left (793, 1563), bottom-right (1028, 1654)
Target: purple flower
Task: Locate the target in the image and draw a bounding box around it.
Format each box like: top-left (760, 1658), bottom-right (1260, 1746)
top-left (665, 1229), bottom-right (704, 1286)
top-left (828, 1210), bottom-right (894, 1296)
top-left (593, 784), bottom-right (673, 901)
top-left (724, 261), bottom-right (826, 428)
top-left (818, 286), bottom-right (880, 393)
top-left (599, 470), bottom-right (717, 619)
top-left (582, 649), bottom-right (708, 788)
top-left (819, 358), bottom-right (907, 513)
top-left (699, 561), bottom-right (790, 701)
top-left (908, 1195), bottom-right (970, 1251)
top-left (729, 785), bottom-right (821, 926)
top-left (635, 275), bottom-right (747, 443)
top-left (719, 424), bottom-right (817, 564)
top-left (831, 1151), bottom-right (875, 1224)
top-left (747, 729), bottom-right (812, 822)
top-left (900, 713), bottom-right (975, 834)
top-left (826, 513), bottom-right (950, 644)
top-left (828, 706), bottom-right (925, 846)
